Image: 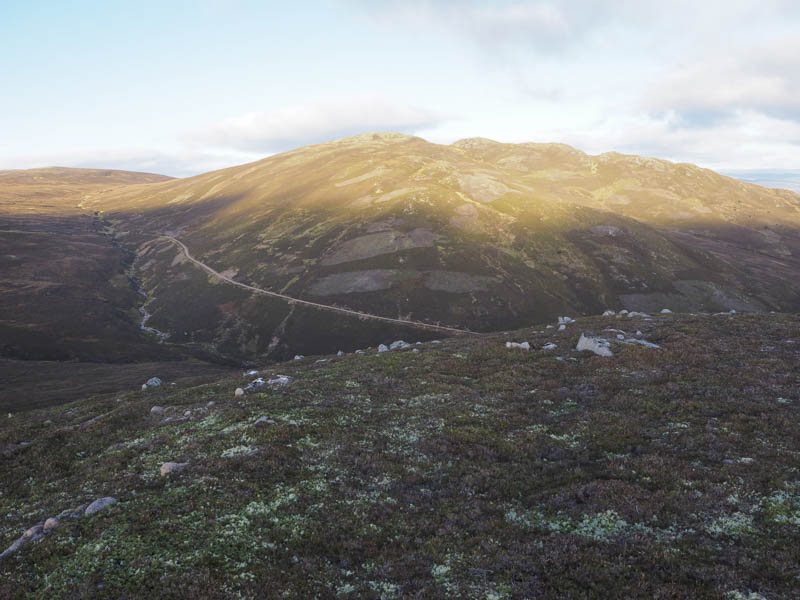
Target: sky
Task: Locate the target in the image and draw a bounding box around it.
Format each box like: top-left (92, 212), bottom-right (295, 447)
top-left (1, 0), bottom-right (799, 190)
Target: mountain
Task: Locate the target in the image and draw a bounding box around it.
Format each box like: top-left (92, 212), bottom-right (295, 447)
top-left (2, 312), bottom-right (800, 597)
top-left (78, 133), bottom-right (800, 361)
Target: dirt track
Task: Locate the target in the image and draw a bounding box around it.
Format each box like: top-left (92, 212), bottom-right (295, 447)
top-left (165, 236), bottom-right (480, 337)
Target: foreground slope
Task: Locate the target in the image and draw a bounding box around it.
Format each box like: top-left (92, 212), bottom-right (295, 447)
top-left (2, 312), bottom-right (799, 598)
top-left (84, 134), bottom-right (800, 361)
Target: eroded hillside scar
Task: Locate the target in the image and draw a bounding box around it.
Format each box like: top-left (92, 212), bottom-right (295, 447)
top-left (163, 236), bottom-right (480, 336)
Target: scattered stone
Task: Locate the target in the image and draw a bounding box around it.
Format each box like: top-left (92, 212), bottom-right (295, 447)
top-left (378, 344), bottom-right (389, 353)
top-left (660, 308), bottom-right (672, 314)
top-left (0, 536), bottom-right (27, 561)
top-left (616, 334), bottom-right (625, 340)
top-left (389, 340), bottom-right (410, 350)
top-left (619, 309), bottom-right (629, 315)
top-left (430, 340), bottom-right (441, 344)
top-left (627, 311), bottom-right (647, 318)
top-left (160, 462), bottom-right (190, 476)
top-left (293, 355), bottom-right (304, 361)
top-left (244, 369), bottom-right (258, 376)
top-left (207, 401), bottom-right (216, 408)
top-left (576, 333), bottom-right (614, 357)
top-left (23, 524), bottom-right (44, 539)
top-left (234, 387), bottom-right (245, 397)
top-left (183, 410), bottom-right (191, 417)
top-left (43, 518), bottom-right (59, 532)
top-left (625, 338), bottom-right (661, 349)
top-left (636, 330), bottom-right (643, 337)
top-left (267, 375), bottom-right (292, 386)
top-left (412, 348), bottom-right (420, 353)
top-left (355, 349), bottom-right (365, 354)
top-left (558, 324), bottom-right (566, 331)
top-left (602, 309), bottom-right (616, 316)
top-left (141, 384), bottom-right (148, 391)
top-left (150, 406), bottom-right (165, 415)
top-left (84, 497), bottom-right (117, 517)
top-left (546, 324), bottom-right (553, 329)
top-left (145, 377), bottom-right (162, 388)
top-left (70, 503), bottom-right (89, 518)
top-left (542, 343), bottom-right (557, 350)
top-left (337, 350), bottom-right (344, 357)
top-left (244, 377), bottom-right (265, 392)
top-left (505, 341), bottom-right (530, 350)
top-left (316, 359), bottom-right (329, 363)
top-left (254, 416), bottom-right (277, 427)
top-left (43, 420), bottom-right (53, 426)
top-left (558, 316), bottom-right (575, 325)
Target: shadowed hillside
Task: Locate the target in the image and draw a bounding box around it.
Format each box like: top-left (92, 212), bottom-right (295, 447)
top-left (79, 134), bottom-right (800, 361)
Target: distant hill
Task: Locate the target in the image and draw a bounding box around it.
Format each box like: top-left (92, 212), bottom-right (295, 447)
top-left (77, 133), bottom-right (800, 361)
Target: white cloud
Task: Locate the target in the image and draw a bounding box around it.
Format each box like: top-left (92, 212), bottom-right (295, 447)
top-left (644, 36), bottom-right (800, 123)
top-left (186, 95), bottom-right (447, 153)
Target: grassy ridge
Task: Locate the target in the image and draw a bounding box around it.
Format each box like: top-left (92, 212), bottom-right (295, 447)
top-left (2, 312), bottom-right (799, 598)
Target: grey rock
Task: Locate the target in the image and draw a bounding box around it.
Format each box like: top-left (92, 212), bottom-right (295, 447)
top-left (378, 344), bottom-right (389, 353)
top-left (23, 524), bottom-right (43, 539)
top-left (337, 350), bottom-right (344, 357)
top-left (84, 497), bottom-right (117, 517)
top-left (207, 401), bottom-right (216, 408)
top-left (389, 340), bottom-right (410, 350)
top-left (267, 375), bottom-right (292, 386)
top-left (150, 406), bottom-right (165, 415)
top-left (660, 308), bottom-right (672, 314)
top-left (602, 309), bottom-right (616, 316)
top-left (234, 387), bottom-right (245, 397)
top-left (160, 462), bottom-right (189, 476)
top-left (145, 377), bottom-right (162, 388)
top-left (43, 517), bottom-right (59, 531)
top-left (254, 416), bottom-right (277, 427)
top-left (70, 503), bottom-right (88, 518)
top-left (293, 354), bottom-right (304, 361)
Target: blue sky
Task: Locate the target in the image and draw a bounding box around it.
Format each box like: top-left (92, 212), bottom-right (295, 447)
top-left (1, 1), bottom-right (799, 190)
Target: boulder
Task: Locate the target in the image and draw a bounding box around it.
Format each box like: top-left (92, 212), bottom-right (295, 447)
top-left (293, 355), bottom-right (304, 361)
top-left (337, 350), bottom-right (344, 357)
top-left (660, 308), bottom-right (672, 314)
top-left (207, 401), bottom-right (216, 408)
top-left (160, 462), bottom-right (189, 476)
top-left (146, 377), bottom-right (162, 388)
top-left (389, 340), bottom-right (410, 350)
top-left (378, 344), bottom-right (389, 353)
top-left (84, 497), bottom-right (117, 517)
top-left (576, 333), bottom-right (614, 357)
top-left (267, 375), bottom-right (292, 386)
top-left (150, 406), bottom-right (165, 415)
top-left (43, 518), bottom-right (59, 531)
top-left (602, 310), bottom-right (616, 316)
top-left (234, 388), bottom-right (245, 397)
top-left (558, 324), bottom-right (566, 331)
top-left (244, 377), bottom-right (265, 392)
top-left (505, 341), bottom-right (530, 350)
top-left (141, 384), bottom-right (148, 391)
top-left (254, 416), bottom-right (277, 428)
top-left (244, 369), bottom-right (258, 376)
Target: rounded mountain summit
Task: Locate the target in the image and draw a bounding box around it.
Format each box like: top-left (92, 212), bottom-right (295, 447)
top-left (82, 132), bottom-right (800, 360)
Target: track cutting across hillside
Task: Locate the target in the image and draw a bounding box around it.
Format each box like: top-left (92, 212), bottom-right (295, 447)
top-left (165, 236), bottom-right (481, 337)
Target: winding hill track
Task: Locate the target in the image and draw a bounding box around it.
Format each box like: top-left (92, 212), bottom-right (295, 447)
top-left (165, 236), bottom-right (481, 337)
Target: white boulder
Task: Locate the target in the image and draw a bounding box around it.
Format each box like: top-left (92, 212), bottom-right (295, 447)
top-left (576, 333), bottom-right (614, 357)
